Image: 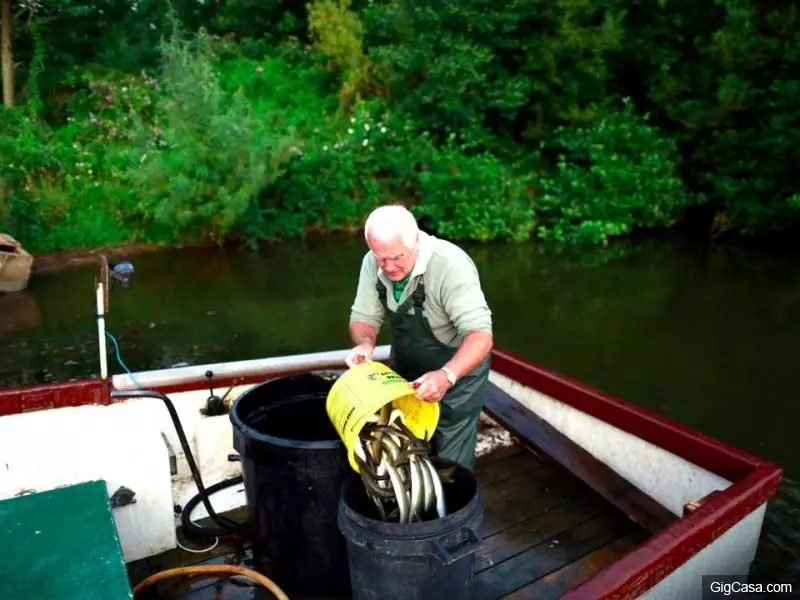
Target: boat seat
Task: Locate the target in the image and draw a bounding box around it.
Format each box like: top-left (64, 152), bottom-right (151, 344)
top-left (0, 480), bottom-right (134, 600)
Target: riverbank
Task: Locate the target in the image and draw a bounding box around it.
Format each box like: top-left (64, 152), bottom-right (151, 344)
top-left (27, 227), bottom-right (369, 276)
top-left (30, 241), bottom-right (208, 275)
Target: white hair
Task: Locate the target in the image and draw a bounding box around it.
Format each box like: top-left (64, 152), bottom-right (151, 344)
top-left (364, 205), bottom-right (419, 248)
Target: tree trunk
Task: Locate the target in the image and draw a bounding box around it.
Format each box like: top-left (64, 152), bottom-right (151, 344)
top-left (1, 0), bottom-right (13, 108)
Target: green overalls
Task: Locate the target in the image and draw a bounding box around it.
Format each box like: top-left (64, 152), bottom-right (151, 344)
top-left (376, 277), bottom-right (490, 471)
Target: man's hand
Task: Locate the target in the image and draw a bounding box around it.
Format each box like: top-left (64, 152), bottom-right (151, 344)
top-left (412, 370), bottom-right (453, 403)
top-left (345, 342), bottom-right (375, 368)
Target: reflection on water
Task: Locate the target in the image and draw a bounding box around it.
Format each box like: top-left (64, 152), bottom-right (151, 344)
top-left (1, 233), bottom-right (799, 583)
top-left (0, 292), bottom-right (41, 335)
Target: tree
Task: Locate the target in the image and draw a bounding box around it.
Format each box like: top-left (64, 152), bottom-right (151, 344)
top-left (1, 0), bottom-right (12, 106)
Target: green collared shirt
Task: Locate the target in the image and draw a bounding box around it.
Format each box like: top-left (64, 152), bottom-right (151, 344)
top-left (392, 272), bottom-right (411, 302)
top-left (349, 232), bottom-right (493, 347)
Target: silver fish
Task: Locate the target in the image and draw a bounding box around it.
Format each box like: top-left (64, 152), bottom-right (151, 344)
top-left (420, 456), bottom-right (435, 515)
top-left (356, 407), bottom-right (446, 523)
top-left (422, 457), bottom-right (447, 518)
top-left (408, 455), bottom-right (424, 521)
top-left (378, 433), bottom-right (402, 463)
top-left (385, 459), bottom-right (410, 523)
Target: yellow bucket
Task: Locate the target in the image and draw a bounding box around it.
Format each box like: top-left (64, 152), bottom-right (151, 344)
top-left (326, 361), bottom-right (440, 472)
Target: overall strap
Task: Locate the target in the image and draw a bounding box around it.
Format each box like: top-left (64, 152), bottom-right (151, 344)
top-left (374, 276), bottom-right (426, 312)
top-left (375, 279), bottom-right (387, 306)
top-left (411, 278), bottom-right (426, 311)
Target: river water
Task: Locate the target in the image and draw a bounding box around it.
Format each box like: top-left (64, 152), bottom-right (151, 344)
top-left (2, 234), bottom-right (798, 585)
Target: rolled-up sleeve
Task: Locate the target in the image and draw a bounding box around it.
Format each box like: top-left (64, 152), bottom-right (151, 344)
top-left (441, 260), bottom-right (493, 337)
top-left (349, 252), bottom-right (385, 330)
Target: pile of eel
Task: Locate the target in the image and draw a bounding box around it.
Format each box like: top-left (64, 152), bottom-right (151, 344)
top-left (353, 405), bottom-right (447, 523)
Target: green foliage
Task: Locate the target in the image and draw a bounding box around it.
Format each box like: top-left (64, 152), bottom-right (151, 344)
top-left (617, 0), bottom-right (800, 236)
top-left (359, 0), bottom-right (627, 148)
top-left (307, 0), bottom-right (375, 111)
top-left (414, 142), bottom-right (535, 242)
top-left (535, 99), bottom-right (692, 245)
top-left (124, 29), bottom-right (298, 244)
top-left (0, 104), bottom-right (145, 252)
top-left (266, 102), bottom-right (397, 237)
top-left (2, 0), bottom-right (799, 253)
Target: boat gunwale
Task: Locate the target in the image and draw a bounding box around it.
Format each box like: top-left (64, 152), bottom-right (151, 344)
top-left (488, 348), bottom-right (783, 599)
top-left (564, 464), bottom-right (781, 599)
top-left (0, 346), bottom-right (784, 599)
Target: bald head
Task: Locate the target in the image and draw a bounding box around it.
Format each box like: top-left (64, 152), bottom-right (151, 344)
top-left (364, 205), bottom-right (420, 281)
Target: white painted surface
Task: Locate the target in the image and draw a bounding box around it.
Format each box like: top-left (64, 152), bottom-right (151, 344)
top-left (111, 386), bottom-right (253, 524)
top-left (489, 371), bottom-right (732, 516)
top-left (0, 385), bottom-right (258, 562)
top-left (173, 392), bottom-right (249, 522)
top-left (639, 503), bottom-right (767, 599)
top-left (0, 403), bottom-right (175, 563)
top-left (96, 282), bottom-right (108, 380)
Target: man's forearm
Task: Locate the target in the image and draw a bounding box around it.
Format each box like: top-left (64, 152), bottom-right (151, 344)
top-left (350, 321), bottom-right (378, 347)
top-left (444, 331), bottom-right (493, 380)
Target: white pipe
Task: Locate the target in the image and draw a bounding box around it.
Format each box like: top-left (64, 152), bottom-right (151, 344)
top-left (96, 281), bottom-right (108, 381)
top-left (111, 345), bottom-right (392, 391)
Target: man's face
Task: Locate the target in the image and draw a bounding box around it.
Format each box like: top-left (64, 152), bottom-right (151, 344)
top-left (368, 234), bottom-right (418, 281)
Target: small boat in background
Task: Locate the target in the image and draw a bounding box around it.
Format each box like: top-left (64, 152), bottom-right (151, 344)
top-left (0, 233), bottom-right (34, 293)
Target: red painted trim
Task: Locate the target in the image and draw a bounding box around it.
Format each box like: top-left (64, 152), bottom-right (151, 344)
top-left (0, 379), bottom-right (108, 417)
top-left (0, 364), bottom-right (353, 415)
top-left (490, 348), bottom-right (767, 480)
top-left (562, 465), bottom-right (783, 599)
top-left (0, 368), bottom-right (321, 416)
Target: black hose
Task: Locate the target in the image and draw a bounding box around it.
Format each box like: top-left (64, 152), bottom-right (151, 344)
top-left (110, 389), bottom-right (248, 537)
top-left (181, 475), bottom-right (246, 537)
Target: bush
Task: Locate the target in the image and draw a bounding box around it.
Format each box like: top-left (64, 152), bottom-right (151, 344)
top-left (413, 141), bottom-right (535, 242)
top-left (124, 29), bottom-right (298, 244)
top-left (535, 99), bottom-right (692, 245)
top-left (5, 0), bottom-right (800, 253)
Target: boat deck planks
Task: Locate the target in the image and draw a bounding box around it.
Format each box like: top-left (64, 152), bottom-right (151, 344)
top-left (482, 381), bottom-right (678, 535)
top-left (128, 443), bottom-right (650, 599)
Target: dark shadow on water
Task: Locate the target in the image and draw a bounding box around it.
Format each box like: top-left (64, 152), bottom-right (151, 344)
top-left (752, 478), bottom-right (800, 583)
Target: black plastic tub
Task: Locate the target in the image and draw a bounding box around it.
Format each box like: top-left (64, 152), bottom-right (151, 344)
top-left (338, 457), bottom-right (484, 600)
top-left (230, 370), bottom-right (350, 596)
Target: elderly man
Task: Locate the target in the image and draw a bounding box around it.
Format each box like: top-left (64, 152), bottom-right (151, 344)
top-left (345, 204), bottom-right (494, 471)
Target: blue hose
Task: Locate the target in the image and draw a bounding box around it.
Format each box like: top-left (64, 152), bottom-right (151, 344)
top-left (105, 330), bottom-right (142, 389)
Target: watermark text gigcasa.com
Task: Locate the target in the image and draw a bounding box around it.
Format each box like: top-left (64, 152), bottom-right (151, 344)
top-left (702, 575), bottom-right (797, 598)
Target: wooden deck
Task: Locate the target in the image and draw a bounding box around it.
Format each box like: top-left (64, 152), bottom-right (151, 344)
top-left (128, 443), bottom-right (650, 599)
